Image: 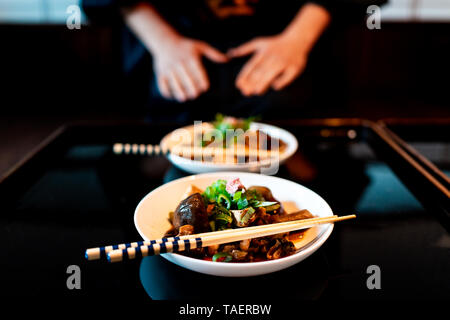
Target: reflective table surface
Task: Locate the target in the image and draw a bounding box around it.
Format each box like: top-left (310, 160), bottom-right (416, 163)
top-left (1, 121), bottom-right (448, 301)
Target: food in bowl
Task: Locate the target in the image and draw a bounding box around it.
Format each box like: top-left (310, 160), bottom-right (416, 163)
top-left (176, 114), bottom-right (287, 163)
top-left (164, 178), bottom-right (315, 262)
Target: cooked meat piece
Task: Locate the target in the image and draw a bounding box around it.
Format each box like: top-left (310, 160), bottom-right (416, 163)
top-left (247, 186), bottom-right (285, 214)
top-left (222, 244), bottom-right (237, 253)
top-left (207, 244), bottom-right (219, 256)
top-left (239, 239), bottom-right (251, 251)
top-left (226, 178), bottom-right (245, 195)
top-left (266, 239), bottom-right (282, 260)
top-left (178, 224), bottom-right (194, 236)
top-left (274, 209), bottom-right (314, 223)
top-left (247, 186), bottom-right (275, 201)
top-left (254, 207), bottom-right (272, 225)
top-left (251, 238), bottom-right (270, 253)
top-left (231, 250), bottom-right (248, 261)
top-left (173, 193), bottom-right (209, 233)
top-left (266, 238), bottom-right (295, 260)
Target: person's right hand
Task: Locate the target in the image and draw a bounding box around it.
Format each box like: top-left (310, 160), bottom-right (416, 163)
top-left (152, 37), bottom-right (228, 102)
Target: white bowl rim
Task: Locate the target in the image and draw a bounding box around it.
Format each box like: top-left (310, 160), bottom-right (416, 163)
top-left (134, 172), bottom-right (334, 269)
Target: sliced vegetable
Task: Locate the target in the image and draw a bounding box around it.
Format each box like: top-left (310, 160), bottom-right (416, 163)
top-left (231, 207), bottom-right (256, 227)
top-left (213, 113), bottom-right (258, 133)
top-left (215, 211), bottom-right (232, 223)
top-left (264, 204), bottom-right (281, 212)
top-left (211, 205), bottom-right (233, 230)
top-left (240, 207), bottom-right (255, 225)
top-left (231, 189), bottom-right (249, 210)
top-left (212, 252), bottom-right (233, 262)
top-left (250, 201), bottom-right (278, 207)
top-left (217, 194), bottom-right (231, 209)
top-left (202, 179), bottom-right (232, 205)
top-left (237, 197), bottom-right (248, 210)
top-left (250, 200), bottom-right (280, 212)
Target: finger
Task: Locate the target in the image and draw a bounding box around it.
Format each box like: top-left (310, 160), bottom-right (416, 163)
top-left (251, 60), bottom-right (284, 95)
top-left (177, 63), bottom-right (200, 99)
top-left (227, 39), bottom-right (260, 58)
top-left (187, 58), bottom-right (209, 92)
top-left (236, 53), bottom-right (265, 95)
top-left (157, 75), bottom-right (171, 99)
top-left (167, 70), bottom-right (188, 102)
top-left (271, 67), bottom-right (301, 91)
top-left (198, 42), bottom-right (228, 63)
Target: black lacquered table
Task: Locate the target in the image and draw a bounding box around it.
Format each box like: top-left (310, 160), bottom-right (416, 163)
top-left (1, 119), bottom-right (448, 302)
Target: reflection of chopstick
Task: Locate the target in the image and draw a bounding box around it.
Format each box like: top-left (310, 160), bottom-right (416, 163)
top-left (87, 215), bottom-right (355, 263)
top-left (85, 214), bottom-right (336, 260)
top-left (112, 143), bottom-right (280, 159)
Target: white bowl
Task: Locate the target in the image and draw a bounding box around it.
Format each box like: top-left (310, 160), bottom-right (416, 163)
top-left (159, 122), bottom-right (298, 174)
top-left (134, 172), bottom-right (334, 277)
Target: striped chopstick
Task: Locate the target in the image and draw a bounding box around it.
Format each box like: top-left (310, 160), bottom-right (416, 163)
top-left (105, 215), bottom-right (356, 263)
top-left (112, 143), bottom-right (279, 159)
top-left (112, 143), bottom-right (168, 157)
top-left (85, 214), bottom-right (336, 260)
top-left (85, 237), bottom-right (180, 261)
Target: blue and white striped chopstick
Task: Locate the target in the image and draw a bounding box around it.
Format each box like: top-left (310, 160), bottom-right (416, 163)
top-left (112, 143), bottom-right (168, 156)
top-left (107, 237), bottom-right (203, 263)
top-left (102, 215), bottom-right (356, 263)
top-left (85, 236), bottom-right (182, 260)
top-left (112, 142), bottom-right (278, 159)
top-left (85, 215), bottom-right (333, 260)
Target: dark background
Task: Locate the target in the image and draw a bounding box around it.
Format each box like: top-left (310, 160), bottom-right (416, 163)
top-left (1, 19), bottom-right (450, 177)
top-left (1, 22), bottom-right (449, 118)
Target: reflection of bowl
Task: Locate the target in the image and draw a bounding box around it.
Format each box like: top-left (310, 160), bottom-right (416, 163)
top-left (160, 122), bottom-right (298, 174)
top-left (134, 172), bottom-right (334, 277)
top-left (139, 253), bottom-right (330, 300)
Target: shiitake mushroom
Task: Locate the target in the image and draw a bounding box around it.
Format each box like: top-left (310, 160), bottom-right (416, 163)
top-left (173, 193), bottom-right (210, 233)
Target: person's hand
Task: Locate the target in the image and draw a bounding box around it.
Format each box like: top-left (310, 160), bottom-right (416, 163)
top-left (228, 34), bottom-right (309, 96)
top-left (152, 37), bottom-right (228, 102)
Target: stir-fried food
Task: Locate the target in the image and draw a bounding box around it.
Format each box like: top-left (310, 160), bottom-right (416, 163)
top-left (165, 178), bottom-right (314, 262)
top-left (178, 114), bottom-right (287, 163)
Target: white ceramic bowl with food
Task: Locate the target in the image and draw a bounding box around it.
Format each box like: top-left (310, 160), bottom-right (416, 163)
top-left (134, 172), bottom-right (334, 277)
top-left (160, 122), bottom-right (298, 174)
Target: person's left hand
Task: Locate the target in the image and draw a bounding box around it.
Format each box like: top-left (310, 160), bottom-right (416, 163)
top-left (228, 34), bottom-right (309, 96)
